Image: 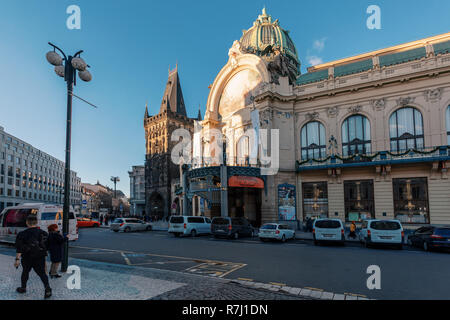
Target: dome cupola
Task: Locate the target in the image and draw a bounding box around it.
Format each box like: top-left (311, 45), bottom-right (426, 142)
top-left (240, 8), bottom-right (300, 77)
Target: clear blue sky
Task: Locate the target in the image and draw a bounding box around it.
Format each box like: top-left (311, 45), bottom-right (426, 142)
top-left (0, 0), bottom-right (449, 196)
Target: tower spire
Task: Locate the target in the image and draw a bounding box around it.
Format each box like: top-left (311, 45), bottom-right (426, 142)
top-left (145, 102), bottom-right (149, 118)
top-left (197, 104), bottom-right (202, 121)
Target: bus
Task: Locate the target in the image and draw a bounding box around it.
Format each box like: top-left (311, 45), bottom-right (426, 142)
top-left (0, 203), bottom-right (79, 243)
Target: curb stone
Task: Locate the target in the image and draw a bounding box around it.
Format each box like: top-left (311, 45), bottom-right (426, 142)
top-left (233, 281), bottom-right (373, 301)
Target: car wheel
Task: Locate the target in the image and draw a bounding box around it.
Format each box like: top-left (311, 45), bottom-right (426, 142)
top-left (260, 238), bottom-right (267, 242)
top-left (234, 232), bottom-right (239, 240)
top-left (423, 241), bottom-right (429, 252)
top-left (124, 227), bottom-right (131, 233)
top-left (191, 230), bottom-right (197, 237)
top-left (113, 230), bottom-right (119, 233)
top-left (397, 244), bottom-right (403, 250)
top-left (314, 240), bottom-right (319, 246)
top-left (174, 233), bottom-right (180, 238)
top-left (146, 226), bottom-right (152, 231)
top-left (281, 235), bottom-right (286, 243)
top-left (93, 224), bottom-right (99, 228)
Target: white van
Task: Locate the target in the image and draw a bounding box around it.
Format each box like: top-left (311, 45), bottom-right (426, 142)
top-left (359, 219), bottom-right (404, 249)
top-left (313, 219), bottom-right (345, 245)
top-left (0, 203), bottom-right (78, 242)
top-left (168, 216), bottom-right (212, 237)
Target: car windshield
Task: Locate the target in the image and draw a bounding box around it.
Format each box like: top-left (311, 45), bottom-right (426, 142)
top-left (370, 221), bottom-right (401, 230)
top-left (170, 217), bottom-right (184, 224)
top-left (435, 228), bottom-right (450, 237)
top-left (315, 220), bottom-right (341, 229)
top-left (261, 224), bottom-right (277, 230)
top-left (213, 218), bottom-right (230, 225)
top-left (113, 218), bottom-right (123, 224)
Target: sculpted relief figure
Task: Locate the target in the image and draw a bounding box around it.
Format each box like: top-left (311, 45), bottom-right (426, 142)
top-left (228, 40), bottom-right (243, 69)
top-left (266, 46), bottom-right (296, 84)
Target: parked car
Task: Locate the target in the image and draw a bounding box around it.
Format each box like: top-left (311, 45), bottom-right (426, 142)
top-left (258, 223), bottom-right (295, 242)
top-left (359, 219), bottom-right (404, 249)
top-left (313, 219), bottom-right (345, 246)
top-left (168, 216), bottom-right (211, 237)
top-left (77, 217), bottom-right (100, 228)
top-left (110, 218), bottom-right (152, 232)
top-left (211, 217), bottom-right (254, 239)
top-left (407, 226), bottom-right (450, 251)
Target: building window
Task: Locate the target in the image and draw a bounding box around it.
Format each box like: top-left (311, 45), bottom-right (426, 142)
top-left (301, 121), bottom-right (326, 160)
top-left (389, 107), bottom-right (424, 152)
top-left (342, 115), bottom-right (371, 156)
top-left (393, 178), bottom-right (429, 224)
top-left (302, 182), bottom-right (328, 220)
top-left (344, 180), bottom-right (375, 222)
top-left (446, 105), bottom-right (450, 145)
top-left (236, 135), bottom-right (250, 165)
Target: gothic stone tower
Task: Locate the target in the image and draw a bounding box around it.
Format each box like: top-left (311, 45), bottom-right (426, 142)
top-left (144, 66), bottom-right (194, 219)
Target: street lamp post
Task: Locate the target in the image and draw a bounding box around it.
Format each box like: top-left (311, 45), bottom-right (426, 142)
top-left (111, 176), bottom-right (120, 215)
top-left (46, 42), bottom-right (92, 272)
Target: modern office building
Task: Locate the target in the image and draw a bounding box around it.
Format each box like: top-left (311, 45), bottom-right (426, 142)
top-left (0, 126), bottom-right (82, 212)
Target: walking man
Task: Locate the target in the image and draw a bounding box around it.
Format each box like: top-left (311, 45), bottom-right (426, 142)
top-left (349, 221), bottom-right (357, 239)
top-left (14, 215), bottom-right (52, 299)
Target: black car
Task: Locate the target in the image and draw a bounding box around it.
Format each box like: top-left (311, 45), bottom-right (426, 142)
top-left (407, 226), bottom-right (450, 251)
top-left (211, 217), bottom-right (254, 239)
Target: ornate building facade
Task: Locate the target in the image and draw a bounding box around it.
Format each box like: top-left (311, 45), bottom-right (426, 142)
top-left (185, 9), bottom-right (450, 229)
top-left (144, 66), bottom-right (196, 219)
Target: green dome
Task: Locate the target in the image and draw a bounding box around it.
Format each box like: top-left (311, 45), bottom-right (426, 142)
top-left (240, 8), bottom-right (301, 76)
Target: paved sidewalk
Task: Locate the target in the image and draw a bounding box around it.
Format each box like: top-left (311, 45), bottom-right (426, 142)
top-left (0, 252), bottom-right (310, 300)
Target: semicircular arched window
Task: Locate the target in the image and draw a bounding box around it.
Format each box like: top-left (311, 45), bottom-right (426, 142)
top-left (389, 107), bottom-right (424, 152)
top-left (446, 105), bottom-right (450, 145)
top-left (341, 115), bottom-right (371, 156)
top-left (301, 121), bottom-right (326, 160)
top-left (236, 135), bottom-right (250, 165)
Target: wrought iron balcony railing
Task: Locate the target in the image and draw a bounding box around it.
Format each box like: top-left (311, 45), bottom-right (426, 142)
top-left (297, 146), bottom-right (450, 170)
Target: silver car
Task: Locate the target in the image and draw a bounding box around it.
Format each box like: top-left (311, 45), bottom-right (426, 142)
top-left (110, 218), bottom-right (153, 233)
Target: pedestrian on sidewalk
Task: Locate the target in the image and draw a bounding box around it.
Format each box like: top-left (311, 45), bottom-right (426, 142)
top-left (14, 215), bottom-right (52, 299)
top-left (47, 224), bottom-right (66, 278)
top-left (349, 221), bottom-right (357, 239)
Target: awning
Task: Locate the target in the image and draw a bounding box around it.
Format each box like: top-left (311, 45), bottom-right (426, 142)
top-left (228, 176), bottom-right (264, 189)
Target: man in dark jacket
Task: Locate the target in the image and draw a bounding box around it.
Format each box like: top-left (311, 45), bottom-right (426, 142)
top-left (14, 215), bottom-right (52, 298)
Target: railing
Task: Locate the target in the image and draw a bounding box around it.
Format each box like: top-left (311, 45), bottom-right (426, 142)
top-left (297, 146), bottom-right (450, 169)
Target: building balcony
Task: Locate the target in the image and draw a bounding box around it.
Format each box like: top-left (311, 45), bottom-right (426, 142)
top-left (297, 146), bottom-right (450, 171)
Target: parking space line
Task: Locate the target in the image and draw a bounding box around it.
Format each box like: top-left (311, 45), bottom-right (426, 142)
top-left (71, 245), bottom-right (243, 266)
top-left (120, 252), bottom-right (131, 265)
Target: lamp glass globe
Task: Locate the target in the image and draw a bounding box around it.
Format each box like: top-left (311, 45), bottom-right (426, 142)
top-left (46, 51), bottom-right (63, 66)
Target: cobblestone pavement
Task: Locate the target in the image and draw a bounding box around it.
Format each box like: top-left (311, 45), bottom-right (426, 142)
top-left (151, 281), bottom-right (307, 300)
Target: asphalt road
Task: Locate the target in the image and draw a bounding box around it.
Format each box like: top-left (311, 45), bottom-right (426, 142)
top-left (46, 228), bottom-right (450, 299)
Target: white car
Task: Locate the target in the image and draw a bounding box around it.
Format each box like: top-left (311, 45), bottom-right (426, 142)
top-left (110, 218), bottom-right (153, 232)
top-left (168, 216), bottom-right (212, 237)
top-left (359, 219), bottom-right (404, 249)
top-left (258, 223), bottom-right (295, 242)
top-left (313, 219), bottom-right (345, 245)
